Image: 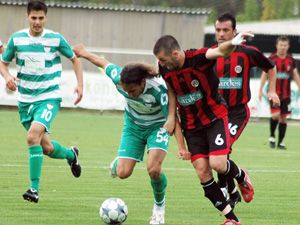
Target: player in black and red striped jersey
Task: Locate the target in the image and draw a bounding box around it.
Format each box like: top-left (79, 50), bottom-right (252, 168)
top-left (259, 36), bottom-right (300, 150)
top-left (213, 13), bottom-right (280, 209)
top-left (153, 33), bottom-right (254, 225)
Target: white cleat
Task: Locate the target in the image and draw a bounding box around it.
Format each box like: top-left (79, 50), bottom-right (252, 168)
top-left (149, 204), bottom-right (165, 224)
top-left (109, 157), bottom-right (118, 178)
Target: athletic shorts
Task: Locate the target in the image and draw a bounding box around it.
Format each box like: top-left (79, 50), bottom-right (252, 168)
top-left (228, 104), bottom-right (250, 147)
top-left (117, 117), bottom-right (169, 162)
top-left (18, 99), bottom-right (61, 132)
top-left (184, 117), bottom-right (230, 162)
top-left (270, 98), bottom-right (291, 116)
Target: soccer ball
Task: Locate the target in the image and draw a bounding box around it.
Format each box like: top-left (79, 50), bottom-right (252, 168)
top-left (99, 197), bottom-right (128, 225)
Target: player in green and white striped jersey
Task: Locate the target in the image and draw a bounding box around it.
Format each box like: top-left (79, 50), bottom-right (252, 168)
top-left (0, 1), bottom-right (83, 203)
top-left (74, 44), bottom-right (176, 224)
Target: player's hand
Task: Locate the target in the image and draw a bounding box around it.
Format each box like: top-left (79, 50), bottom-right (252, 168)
top-left (231, 32), bottom-right (254, 45)
top-left (73, 44), bottom-right (86, 58)
top-left (163, 117), bottom-right (175, 135)
top-left (267, 91), bottom-right (280, 107)
top-left (5, 75), bottom-right (19, 91)
top-left (74, 85), bottom-right (83, 105)
top-left (177, 148), bottom-right (191, 160)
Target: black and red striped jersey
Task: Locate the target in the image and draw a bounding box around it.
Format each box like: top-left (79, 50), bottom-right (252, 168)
top-left (215, 45), bottom-right (274, 108)
top-left (269, 53), bottom-right (296, 99)
top-left (159, 48), bottom-right (227, 130)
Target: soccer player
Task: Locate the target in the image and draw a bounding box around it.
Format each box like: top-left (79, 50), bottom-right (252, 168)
top-left (153, 33), bottom-right (254, 225)
top-left (259, 36), bottom-right (300, 150)
top-left (213, 13), bottom-right (279, 208)
top-left (73, 44), bottom-right (176, 225)
top-left (0, 0), bottom-right (83, 203)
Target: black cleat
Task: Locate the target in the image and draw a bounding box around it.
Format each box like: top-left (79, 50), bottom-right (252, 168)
top-left (228, 191), bottom-right (242, 209)
top-left (277, 143), bottom-right (287, 150)
top-left (23, 188), bottom-right (39, 203)
top-left (68, 147), bottom-right (81, 177)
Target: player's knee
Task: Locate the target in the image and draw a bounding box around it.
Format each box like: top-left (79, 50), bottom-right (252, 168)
top-left (210, 160), bottom-right (226, 174)
top-left (42, 143), bottom-right (53, 155)
top-left (116, 167), bottom-right (132, 179)
top-left (27, 133), bottom-right (40, 146)
top-left (147, 166), bottom-right (161, 179)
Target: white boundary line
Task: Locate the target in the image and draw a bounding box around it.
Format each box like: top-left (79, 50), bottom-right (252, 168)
top-left (1, 163), bottom-right (300, 173)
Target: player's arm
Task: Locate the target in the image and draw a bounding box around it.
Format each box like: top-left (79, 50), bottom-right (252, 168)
top-left (174, 118), bottom-right (190, 160)
top-left (0, 38), bottom-right (18, 91)
top-left (163, 83), bottom-right (176, 135)
top-left (258, 71), bottom-right (268, 101)
top-left (70, 56), bottom-right (83, 105)
top-left (265, 67), bottom-right (279, 106)
top-left (206, 32), bottom-right (254, 59)
top-left (292, 68), bottom-right (300, 96)
top-left (73, 44), bottom-right (110, 69)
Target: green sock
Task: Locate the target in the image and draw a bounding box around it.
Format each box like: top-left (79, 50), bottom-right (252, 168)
top-left (29, 145), bottom-right (43, 192)
top-left (150, 172), bottom-right (167, 206)
top-left (48, 141), bottom-right (74, 162)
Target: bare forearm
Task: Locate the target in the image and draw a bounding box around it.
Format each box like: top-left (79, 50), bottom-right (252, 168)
top-left (267, 67), bottom-right (277, 93)
top-left (72, 57), bottom-right (83, 87)
top-left (82, 51), bottom-right (109, 69)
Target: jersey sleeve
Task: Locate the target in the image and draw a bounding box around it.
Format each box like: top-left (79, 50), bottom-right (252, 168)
top-left (1, 36), bottom-right (15, 63)
top-left (248, 47), bottom-right (274, 72)
top-left (104, 63), bottom-right (122, 85)
top-left (58, 34), bottom-right (75, 59)
top-left (157, 84), bottom-right (169, 118)
top-left (191, 48), bottom-right (216, 69)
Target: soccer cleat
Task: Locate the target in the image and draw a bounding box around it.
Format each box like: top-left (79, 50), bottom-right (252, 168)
top-left (23, 188), bottom-right (39, 203)
top-left (268, 137), bottom-right (276, 148)
top-left (109, 157), bottom-right (118, 178)
top-left (68, 147), bottom-right (81, 178)
top-left (220, 219), bottom-right (242, 225)
top-left (238, 170), bottom-right (254, 203)
top-left (277, 142), bottom-right (287, 150)
top-left (228, 191), bottom-right (242, 209)
top-left (149, 204), bottom-right (165, 224)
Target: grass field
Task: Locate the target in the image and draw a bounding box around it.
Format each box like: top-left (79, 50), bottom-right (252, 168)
top-left (0, 108), bottom-right (299, 225)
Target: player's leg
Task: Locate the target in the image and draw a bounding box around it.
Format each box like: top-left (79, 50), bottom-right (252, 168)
top-left (110, 121), bottom-right (144, 179)
top-left (277, 98), bottom-right (290, 150)
top-left (41, 133), bottom-right (81, 177)
top-left (185, 125), bottom-right (239, 224)
top-left (269, 103), bottom-right (280, 148)
top-left (147, 127), bottom-right (169, 225)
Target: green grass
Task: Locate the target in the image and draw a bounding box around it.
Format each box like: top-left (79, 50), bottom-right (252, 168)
top-left (0, 108), bottom-right (299, 225)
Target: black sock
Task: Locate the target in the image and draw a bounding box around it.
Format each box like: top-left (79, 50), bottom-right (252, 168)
top-left (225, 211), bottom-right (239, 222)
top-left (227, 177), bottom-right (236, 194)
top-left (217, 173), bottom-right (227, 189)
top-left (270, 118), bottom-right (279, 137)
top-left (278, 123), bottom-right (287, 144)
top-left (201, 178), bottom-right (228, 212)
top-left (224, 160), bottom-right (245, 184)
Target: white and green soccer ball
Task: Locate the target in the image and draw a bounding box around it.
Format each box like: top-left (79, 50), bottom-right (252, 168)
top-left (99, 197), bottom-right (128, 225)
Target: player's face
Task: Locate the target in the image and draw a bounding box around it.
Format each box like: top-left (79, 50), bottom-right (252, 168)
top-left (28, 10), bottom-right (47, 37)
top-left (122, 79), bottom-right (146, 99)
top-left (156, 50), bottom-right (181, 70)
top-left (276, 41), bottom-right (289, 55)
top-left (215, 20), bottom-right (236, 44)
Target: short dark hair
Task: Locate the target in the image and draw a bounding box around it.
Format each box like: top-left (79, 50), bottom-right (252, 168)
top-left (216, 13), bottom-right (236, 30)
top-left (153, 35), bottom-right (181, 56)
top-left (27, 0), bottom-right (47, 15)
top-left (276, 35), bottom-right (290, 44)
top-left (120, 62), bottom-right (158, 84)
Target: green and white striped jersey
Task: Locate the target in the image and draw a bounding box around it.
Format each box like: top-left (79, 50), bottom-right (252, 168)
top-left (1, 28), bottom-right (75, 103)
top-left (105, 63), bottom-right (169, 127)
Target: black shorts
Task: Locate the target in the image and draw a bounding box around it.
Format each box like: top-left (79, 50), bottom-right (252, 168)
top-left (228, 104), bottom-right (250, 146)
top-left (270, 98), bottom-right (291, 116)
top-left (184, 117), bottom-right (230, 161)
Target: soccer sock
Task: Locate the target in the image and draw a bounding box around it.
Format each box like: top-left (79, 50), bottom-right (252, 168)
top-left (278, 123), bottom-right (287, 144)
top-left (217, 172), bottom-right (227, 189)
top-left (29, 145), bottom-right (43, 192)
top-left (223, 160), bottom-right (246, 184)
top-left (150, 172), bottom-right (167, 207)
top-left (48, 140), bottom-right (75, 162)
top-left (227, 177), bottom-right (237, 194)
top-left (270, 118), bottom-right (279, 137)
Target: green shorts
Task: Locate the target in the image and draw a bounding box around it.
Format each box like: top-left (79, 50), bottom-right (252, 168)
top-left (18, 99), bottom-right (61, 132)
top-left (118, 117), bottom-right (170, 162)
